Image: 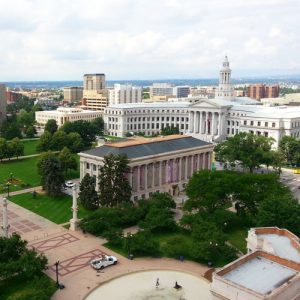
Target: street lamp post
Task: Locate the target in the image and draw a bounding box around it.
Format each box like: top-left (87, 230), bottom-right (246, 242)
top-left (54, 261), bottom-right (60, 286)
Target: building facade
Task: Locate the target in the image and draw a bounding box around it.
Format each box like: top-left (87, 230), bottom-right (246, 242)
top-left (150, 83), bottom-right (174, 98)
top-left (247, 84), bottom-right (280, 100)
top-left (63, 86), bottom-right (83, 102)
top-left (35, 107), bottom-right (102, 127)
top-left (104, 102), bottom-right (191, 137)
top-left (82, 73), bottom-right (108, 111)
top-left (0, 84), bottom-right (6, 125)
top-left (79, 135), bottom-right (213, 201)
top-left (108, 84), bottom-right (142, 105)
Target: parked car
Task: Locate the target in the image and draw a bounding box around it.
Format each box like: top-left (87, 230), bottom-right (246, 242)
top-left (90, 255), bottom-right (118, 270)
top-left (65, 181), bottom-right (75, 188)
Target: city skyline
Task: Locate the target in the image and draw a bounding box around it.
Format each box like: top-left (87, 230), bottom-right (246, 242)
top-left (0, 0), bottom-right (299, 81)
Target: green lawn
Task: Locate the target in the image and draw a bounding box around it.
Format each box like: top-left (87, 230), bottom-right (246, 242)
top-left (0, 155), bottom-right (80, 192)
top-left (10, 192), bottom-right (93, 224)
top-left (22, 139), bottom-right (40, 156)
top-left (0, 157), bottom-right (41, 191)
top-left (226, 228), bottom-right (248, 254)
top-left (0, 274), bottom-right (56, 300)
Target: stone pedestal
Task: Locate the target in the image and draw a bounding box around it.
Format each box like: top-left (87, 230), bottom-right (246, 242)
top-left (69, 184), bottom-right (79, 231)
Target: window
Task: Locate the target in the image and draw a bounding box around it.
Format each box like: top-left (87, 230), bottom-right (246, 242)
top-left (265, 122), bottom-right (268, 127)
top-left (227, 121), bottom-right (230, 125)
top-left (93, 164), bottom-right (96, 171)
top-left (244, 120), bottom-right (247, 125)
top-left (258, 121), bottom-right (261, 126)
top-left (250, 121), bottom-right (254, 126)
top-left (86, 163), bottom-right (90, 169)
top-left (272, 122), bottom-right (276, 128)
top-left (264, 132), bottom-right (269, 137)
top-left (227, 128), bottom-right (230, 134)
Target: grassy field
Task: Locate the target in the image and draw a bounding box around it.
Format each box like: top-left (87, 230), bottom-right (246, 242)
top-left (10, 192), bottom-right (92, 224)
top-left (226, 228), bottom-right (248, 253)
top-left (22, 139), bottom-right (40, 156)
top-left (0, 157), bottom-right (41, 191)
top-left (0, 155), bottom-right (80, 192)
top-left (0, 274), bottom-right (56, 300)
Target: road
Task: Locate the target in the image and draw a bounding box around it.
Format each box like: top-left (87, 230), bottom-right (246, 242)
top-left (280, 168), bottom-right (300, 202)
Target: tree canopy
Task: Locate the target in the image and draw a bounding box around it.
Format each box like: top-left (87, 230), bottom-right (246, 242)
top-left (161, 125), bottom-right (180, 136)
top-left (98, 154), bottom-right (132, 207)
top-left (37, 151), bottom-right (64, 196)
top-left (214, 132), bottom-right (275, 172)
top-left (44, 119), bottom-right (58, 135)
top-left (79, 174), bottom-right (99, 210)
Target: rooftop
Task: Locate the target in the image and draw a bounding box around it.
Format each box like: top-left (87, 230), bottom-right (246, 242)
top-left (223, 255), bottom-right (298, 295)
top-left (80, 135), bottom-right (212, 159)
top-left (106, 101), bottom-right (191, 109)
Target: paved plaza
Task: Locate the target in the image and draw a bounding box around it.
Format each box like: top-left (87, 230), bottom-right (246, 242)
top-left (1, 196), bottom-right (209, 300)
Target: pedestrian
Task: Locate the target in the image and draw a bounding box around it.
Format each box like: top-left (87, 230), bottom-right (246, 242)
top-left (156, 278), bottom-right (159, 288)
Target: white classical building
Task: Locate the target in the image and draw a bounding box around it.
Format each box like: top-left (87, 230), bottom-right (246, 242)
top-left (79, 135), bottom-right (213, 201)
top-left (108, 84), bottom-right (142, 105)
top-left (104, 56), bottom-right (300, 148)
top-left (35, 107), bottom-right (103, 127)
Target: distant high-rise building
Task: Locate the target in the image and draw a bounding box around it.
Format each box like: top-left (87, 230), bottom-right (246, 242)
top-left (6, 90), bottom-right (22, 103)
top-left (82, 74), bottom-right (108, 111)
top-left (0, 84), bottom-right (6, 124)
top-left (150, 83), bottom-right (174, 98)
top-left (63, 86), bottom-right (83, 102)
top-left (84, 74), bottom-right (106, 90)
top-left (173, 86), bottom-right (190, 98)
top-left (108, 84), bottom-right (142, 105)
top-left (247, 84), bottom-right (279, 100)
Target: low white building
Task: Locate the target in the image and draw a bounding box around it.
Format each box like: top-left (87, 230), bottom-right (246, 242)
top-left (211, 227), bottom-right (300, 300)
top-left (35, 107), bottom-right (102, 127)
top-left (108, 84), bottom-right (142, 105)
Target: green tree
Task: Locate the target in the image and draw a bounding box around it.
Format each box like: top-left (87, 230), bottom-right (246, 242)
top-left (37, 152), bottom-right (64, 196)
top-left (128, 230), bottom-right (159, 256)
top-left (36, 131), bottom-right (52, 152)
top-left (185, 170), bottom-right (233, 213)
top-left (256, 195), bottom-right (300, 236)
top-left (61, 120), bottom-right (98, 147)
top-left (215, 132), bottom-right (275, 172)
top-left (0, 233), bottom-right (48, 280)
top-left (0, 121), bottom-right (22, 140)
top-left (58, 147), bottom-right (77, 176)
top-left (279, 135), bottom-right (300, 165)
top-left (25, 125), bottom-right (36, 138)
top-left (17, 110), bottom-right (35, 130)
top-left (66, 132), bottom-right (84, 153)
top-left (91, 117), bottom-right (105, 136)
top-left (0, 137), bottom-right (8, 161)
top-left (10, 137), bottom-right (24, 159)
top-left (98, 154), bottom-right (132, 207)
top-left (50, 130), bottom-right (68, 151)
top-left (161, 125), bottom-right (180, 136)
top-left (44, 119), bottom-right (58, 135)
top-left (78, 174), bottom-right (99, 210)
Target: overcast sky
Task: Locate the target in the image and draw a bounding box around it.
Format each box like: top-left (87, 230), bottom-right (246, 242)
top-left (0, 0), bottom-right (299, 80)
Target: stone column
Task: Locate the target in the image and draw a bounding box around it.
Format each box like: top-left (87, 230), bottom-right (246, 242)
top-left (129, 168), bottom-right (133, 187)
top-left (178, 157), bottom-right (182, 182)
top-left (185, 156), bottom-right (188, 179)
top-left (199, 111), bottom-right (203, 134)
top-left (70, 184), bottom-right (79, 231)
top-left (190, 111), bottom-right (194, 133)
top-left (2, 197), bottom-right (9, 238)
top-left (144, 164), bottom-right (148, 191)
top-left (151, 163), bottom-right (155, 188)
top-left (218, 113), bottom-right (221, 135)
top-left (194, 111), bottom-right (198, 134)
top-left (137, 166), bottom-right (140, 193)
top-left (212, 112), bottom-right (215, 135)
top-left (159, 161), bottom-right (162, 187)
top-left (205, 112), bottom-right (209, 134)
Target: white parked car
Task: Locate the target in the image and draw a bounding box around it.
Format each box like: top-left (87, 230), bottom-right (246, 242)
top-left (90, 255), bottom-right (118, 270)
top-left (65, 181), bottom-right (75, 188)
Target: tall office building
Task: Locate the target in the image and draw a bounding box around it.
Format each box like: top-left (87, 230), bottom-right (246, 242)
top-left (0, 84), bottom-right (6, 125)
top-left (63, 86), bottom-right (83, 102)
top-left (82, 74), bottom-right (108, 111)
top-left (108, 84), bottom-right (142, 105)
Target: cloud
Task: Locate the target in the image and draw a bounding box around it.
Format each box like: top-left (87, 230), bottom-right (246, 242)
top-left (0, 0), bottom-right (299, 80)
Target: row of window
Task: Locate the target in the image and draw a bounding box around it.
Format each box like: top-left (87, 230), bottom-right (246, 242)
top-left (291, 122), bottom-right (300, 128)
top-left (108, 116), bottom-right (189, 123)
top-left (105, 109), bottom-right (188, 115)
top-left (242, 120), bottom-right (276, 128)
